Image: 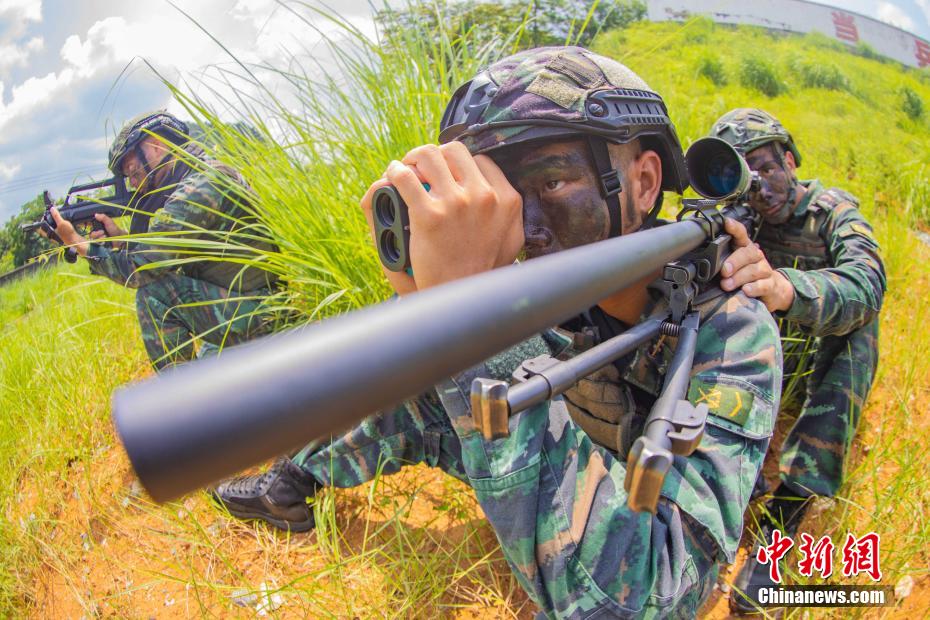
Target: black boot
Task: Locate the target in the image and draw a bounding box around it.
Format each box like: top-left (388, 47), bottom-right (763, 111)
top-left (730, 485), bottom-right (813, 614)
top-left (211, 457), bottom-right (320, 532)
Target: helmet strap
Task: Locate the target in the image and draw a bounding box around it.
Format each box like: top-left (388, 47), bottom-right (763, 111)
top-left (641, 193), bottom-right (663, 230)
top-left (135, 143), bottom-right (152, 177)
top-left (587, 137), bottom-right (623, 238)
top-left (134, 141), bottom-right (176, 187)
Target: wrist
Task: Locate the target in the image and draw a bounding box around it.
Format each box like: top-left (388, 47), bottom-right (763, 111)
top-left (775, 271), bottom-right (795, 312)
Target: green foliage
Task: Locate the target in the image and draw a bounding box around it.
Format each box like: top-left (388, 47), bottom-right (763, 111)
top-left (681, 15), bottom-right (716, 44)
top-left (696, 53), bottom-right (727, 86)
top-left (791, 57), bottom-right (851, 92)
top-left (377, 0), bottom-right (645, 53)
top-left (803, 30), bottom-right (846, 53)
top-left (853, 41), bottom-right (889, 63)
top-left (901, 86), bottom-right (925, 120)
top-left (739, 54), bottom-right (787, 97)
top-left (0, 195), bottom-right (52, 268)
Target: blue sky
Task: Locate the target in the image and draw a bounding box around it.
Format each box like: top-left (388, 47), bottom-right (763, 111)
top-left (0, 0), bottom-right (928, 222)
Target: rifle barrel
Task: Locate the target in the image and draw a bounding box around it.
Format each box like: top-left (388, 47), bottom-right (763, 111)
top-left (112, 220), bottom-right (708, 502)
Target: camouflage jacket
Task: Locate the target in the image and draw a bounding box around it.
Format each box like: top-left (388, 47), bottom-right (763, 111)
top-left (86, 144), bottom-right (276, 292)
top-left (757, 180), bottom-right (886, 337)
top-left (439, 286), bottom-right (781, 614)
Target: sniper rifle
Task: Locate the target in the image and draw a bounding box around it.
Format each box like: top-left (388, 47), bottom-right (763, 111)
top-left (111, 136), bottom-right (761, 512)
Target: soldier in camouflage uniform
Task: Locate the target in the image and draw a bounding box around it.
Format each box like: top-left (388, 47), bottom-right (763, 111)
top-left (709, 108), bottom-right (886, 613)
top-left (214, 48), bottom-right (784, 617)
top-left (47, 111), bottom-right (278, 370)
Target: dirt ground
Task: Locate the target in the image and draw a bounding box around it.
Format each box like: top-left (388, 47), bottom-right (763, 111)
top-left (17, 386), bottom-right (927, 620)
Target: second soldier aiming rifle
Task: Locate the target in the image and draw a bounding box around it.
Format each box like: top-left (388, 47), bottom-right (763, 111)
top-left (111, 136), bottom-right (761, 513)
top-left (21, 176), bottom-right (131, 263)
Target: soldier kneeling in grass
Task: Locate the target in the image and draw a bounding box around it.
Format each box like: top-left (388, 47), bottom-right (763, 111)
top-left (46, 111), bottom-right (279, 370)
top-left (709, 108), bottom-right (886, 614)
top-left (43, 112), bottom-right (307, 524)
top-left (213, 47), bottom-right (792, 617)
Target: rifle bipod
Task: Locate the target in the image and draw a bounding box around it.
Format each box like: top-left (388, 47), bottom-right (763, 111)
top-left (470, 260), bottom-right (710, 514)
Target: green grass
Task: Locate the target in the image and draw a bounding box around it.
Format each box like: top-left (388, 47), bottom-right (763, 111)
top-left (1, 6), bottom-right (930, 617)
top-left (0, 263), bottom-right (142, 609)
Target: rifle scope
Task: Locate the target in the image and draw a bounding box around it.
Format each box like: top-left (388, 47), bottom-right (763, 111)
top-left (685, 137), bottom-right (755, 202)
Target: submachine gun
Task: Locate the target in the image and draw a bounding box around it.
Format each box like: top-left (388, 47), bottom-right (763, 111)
top-left (21, 176), bottom-right (131, 263)
top-left (111, 137), bottom-right (761, 512)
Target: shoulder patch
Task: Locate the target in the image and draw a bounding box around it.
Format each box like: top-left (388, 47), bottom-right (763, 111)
top-left (687, 379), bottom-right (755, 427)
top-left (815, 187), bottom-right (860, 211)
top-left (837, 222), bottom-right (876, 242)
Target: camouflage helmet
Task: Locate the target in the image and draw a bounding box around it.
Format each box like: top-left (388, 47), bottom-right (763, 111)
top-left (438, 46), bottom-right (688, 194)
top-left (710, 108), bottom-right (802, 167)
top-left (108, 110), bottom-right (189, 176)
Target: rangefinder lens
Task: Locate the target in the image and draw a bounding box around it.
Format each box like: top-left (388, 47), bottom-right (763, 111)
top-left (380, 230), bottom-right (401, 263)
top-left (374, 191), bottom-right (396, 227)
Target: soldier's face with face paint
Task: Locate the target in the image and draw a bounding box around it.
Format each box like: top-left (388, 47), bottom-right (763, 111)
top-left (494, 139), bottom-right (638, 260)
top-left (745, 144), bottom-right (797, 224)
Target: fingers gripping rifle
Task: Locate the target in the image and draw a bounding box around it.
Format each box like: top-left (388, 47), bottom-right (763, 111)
top-left (111, 137), bottom-right (758, 508)
top-left (21, 176), bottom-right (131, 263)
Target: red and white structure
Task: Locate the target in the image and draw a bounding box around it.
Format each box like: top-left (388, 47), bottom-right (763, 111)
top-left (646, 0), bottom-right (930, 69)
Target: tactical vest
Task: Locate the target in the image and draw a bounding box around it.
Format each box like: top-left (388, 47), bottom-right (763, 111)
top-left (755, 187), bottom-right (858, 272)
top-left (557, 291), bottom-right (727, 459)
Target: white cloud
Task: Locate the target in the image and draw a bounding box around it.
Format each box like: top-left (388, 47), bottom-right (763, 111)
top-left (60, 16), bottom-right (127, 77)
top-left (0, 0), bottom-right (41, 22)
top-left (0, 68), bottom-right (77, 133)
top-left (0, 160), bottom-right (20, 180)
top-left (0, 36), bottom-right (43, 71)
top-left (877, 2), bottom-right (916, 31)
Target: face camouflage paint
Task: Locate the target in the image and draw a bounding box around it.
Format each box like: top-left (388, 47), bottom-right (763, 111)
top-left (746, 145), bottom-right (797, 224)
top-left (496, 141), bottom-right (614, 259)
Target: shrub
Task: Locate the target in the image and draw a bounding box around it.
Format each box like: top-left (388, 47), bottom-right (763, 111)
top-left (795, 59), bottom-right (850, 91)
top-left (854, 41), bottom-right (889, 63)
top-left (739, 55), bottom-right (787, 97)
top-left (902, 86), bottom-right (925, 120)
top-left (696, 54), bottom-right (727, 86)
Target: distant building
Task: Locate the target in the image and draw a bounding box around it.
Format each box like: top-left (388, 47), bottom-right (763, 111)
top-left (646, 0), bottom-right (930, 69)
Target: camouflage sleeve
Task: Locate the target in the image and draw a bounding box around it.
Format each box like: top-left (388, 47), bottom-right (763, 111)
top-left (778, 203), bottom-right (886, 336)
top-left (84, 171), bottom-right (227, 288)
top-left (437, 294), bottom-right (780, 617)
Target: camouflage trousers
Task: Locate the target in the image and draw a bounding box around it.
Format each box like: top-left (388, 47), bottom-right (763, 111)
top-left (778, 317), bottom-right (879, 497)
top-left (294, 385), bottom-right (721, 618)
top-left (135, 273), bottom-right (272, 371)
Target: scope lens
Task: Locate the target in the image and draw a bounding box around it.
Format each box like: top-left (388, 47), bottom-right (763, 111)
top-left (703, 153), bottom-right (739, 197)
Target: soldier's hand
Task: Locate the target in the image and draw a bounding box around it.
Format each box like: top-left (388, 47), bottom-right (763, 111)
top-left (361, 178), bottom-right (418, 296)
top-left (47, 207), bottom-right (89, 257)
top-left (720, 217), bottom-right (795, 312)
top-left (363, 142), bottom-right (523, 294)
top-left (90, 213), bottom-right (127, 249)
